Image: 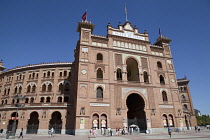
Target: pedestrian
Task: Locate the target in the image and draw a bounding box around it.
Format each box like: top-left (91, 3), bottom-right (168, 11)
top-left (108, 127), bottom-right (111, 136)
top-left (0, 129), bottom-right (3, 137)
top-left (195, 126), bottom-right (197, 133)
top-left (93, 128), bottom-right (97, 137)
top-left (18, 128), bottom-right (23, 139)
top-left (89, 128), bottom-right (93, 136)
top-left (197, 126), bottom-right (200, 132)
top-left (51, 128), bottom-right (54, 137)
top-left (168, 127), bottom-right (172, 137)
top-left (48, 129), bottom-right (51, 137)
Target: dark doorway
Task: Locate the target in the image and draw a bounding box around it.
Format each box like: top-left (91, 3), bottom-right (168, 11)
top-left (7, 112), bottom-right (18, 133)
top-left (126, 93), bottom-right (146, 132)
top-left (26, 112), bottom-right (39, 134)
top-left (49, 111), bottom-right (62, 134)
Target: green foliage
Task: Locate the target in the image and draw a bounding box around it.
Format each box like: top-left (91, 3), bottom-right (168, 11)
top-left (196, 115), bottom-right (210, 126)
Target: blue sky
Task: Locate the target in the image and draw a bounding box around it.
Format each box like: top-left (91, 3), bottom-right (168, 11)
top-left (0, 0), bottom-right (210, 115)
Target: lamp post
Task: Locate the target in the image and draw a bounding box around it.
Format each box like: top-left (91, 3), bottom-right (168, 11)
top-left (10, 95), bottom-right (25, 137)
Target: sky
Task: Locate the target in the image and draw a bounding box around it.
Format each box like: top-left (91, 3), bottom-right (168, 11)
top-left (0, 0), bottom-right (210, 115)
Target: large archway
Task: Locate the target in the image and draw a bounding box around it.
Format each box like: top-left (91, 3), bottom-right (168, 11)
top-left (126, 58), bottom-right (139, 81)
top-left (26, 112), bottom-right (39, 134)
top-left (126, 93), bottom-right (146, 132)
top-left (49, 111), bottom-right (62, 134)
top-left (7, 112), bottom-right (18, 133)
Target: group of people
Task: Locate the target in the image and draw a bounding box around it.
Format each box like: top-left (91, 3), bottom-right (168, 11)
top-left (89, 128), bottom-right (97, 137)
top-left (48, 128), bottom-right (55, 137)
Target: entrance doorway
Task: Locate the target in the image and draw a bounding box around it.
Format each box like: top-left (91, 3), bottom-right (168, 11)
top-left (26, 112), bottom-right (39, 134)
top-left (126, 93), bottom-right (146, 132)
top-left (49, 111), bottom-right (62, 134)
top-left (7, 112), bottom-right (18, 133)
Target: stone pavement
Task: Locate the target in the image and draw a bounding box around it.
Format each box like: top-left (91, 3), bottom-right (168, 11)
top-left (0, 129), bottom-right (210, 140)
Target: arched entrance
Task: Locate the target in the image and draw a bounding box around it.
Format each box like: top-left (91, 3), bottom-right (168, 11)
top-left (7, 112), bottom-right (18, 133)
top-left (26, 112), bottom-right (39, 134)
top-left (92, 114), bottom-right (99, 129)
top-left (126, 93), bottom-right (146, 132)
top-left (49, 111), bottom-right (62, 134)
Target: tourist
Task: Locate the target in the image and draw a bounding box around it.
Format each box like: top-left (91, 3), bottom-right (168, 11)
top-left (0, 129), bottom-right (3, 137)
top-left (89, 128), bottom-right (93, 136)
top-left (197, 126), bottom-right (201, 132)
top-left (51, 127), bottom-right (54, 137)
top-left (195, 126), bottom-right (197, 133)
top-left (168, 127), bottom-right (172, 137)
top-left (48, 129), bottom-right (52, 137)
top-left (18, 128), bottom-right (23, 139)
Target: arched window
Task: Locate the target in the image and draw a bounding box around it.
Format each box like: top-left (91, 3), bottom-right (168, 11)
top-left (143, 71), bottom-right (149, 83)
top-left (126, 58), bottom-right (139, 81)
top-left (162, 114), bottom-right (168, 127)
top-left (64, 71), bottom-right (67, 76)
top-left (181, 95), bottom-right (186, 101)
top-left (27, 85), bottom-right (31, 92)
top-left (162, 91), bottom-right (168, 102)
top-left (48, 84), bottom-right (52, 92)
top-left (46, 97), bottom-right (51, 102)
top-left (116, 69), bottom-right (122, 80)
top-left (59, 72), bottom-right (62, 77)
top-left (43, 73), bottom-right (46, 77)
top-left (52, 72), bottom-right (54, 77)
top-left (32, 73), bottom-right (35, 78)
top-left (32, 85), bottom-right (36, 92)
top-left (36, 73), bottom-right (39, 78)
top-left (157, 61), bottom-right (162, 69)
top-left (160, 75), bottom-right (165, 84)
top-left (97, 68), bottom-right (103, 79)
top-left (183, 104), bottom-right (188, 110)
top-left (4, 89), bottom-right (6, 95)
top-left (168, 114), bottom-right (174, 127)
top-left (25, 98), bottom-right (29, 103)
top-left (57, 97), bottom-right (62, 102)
top-left (40, 97), bottom-right (45, 103)
top-left (16, 99), bottom-right (19, 103)
top-left (7, 88), bottom-right (10, 95)
top-left (65, 83), bottom-right (70, 91)
top-left (42, 84), bottom-right (46, 91)
top-left (30, 97), bottom-right (34, 103)
top-left (19, 86), bottom-right (22, 93)
top-left (1, 100), bottom-right (4, 104)
top-left (5, 100), bottom-right (7, 104)
top-left (64, 97), bottom-right (69, 102)
top-left (97, 53), bottom-right (103, 61)
top-left (96, 87), bottom-right (103, 98)
top-left (12, 99), bottom-right (15, 104)
top-left (59, 83), bottom-right (63, 91)
top-left (47, 71), bottom-right (50, 77)
top-left (14, 87), bottom-right (18, 93)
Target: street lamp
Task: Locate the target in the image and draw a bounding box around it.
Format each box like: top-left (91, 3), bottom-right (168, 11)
top-left (10, 95), bottom-right (25, 138)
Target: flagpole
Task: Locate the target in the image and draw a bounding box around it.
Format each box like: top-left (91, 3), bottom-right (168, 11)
top-left (125, 3), bottom-right (128, 21)
top-left (86, 9), bottom-right (88, 21)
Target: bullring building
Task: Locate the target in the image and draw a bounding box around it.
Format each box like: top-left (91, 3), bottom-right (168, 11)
top-left (0, 20), bottom-right (197, 135)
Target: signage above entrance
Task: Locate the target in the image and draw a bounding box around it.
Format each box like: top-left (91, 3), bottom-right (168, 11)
top-left (112, 31), bottom-right (145, 41)
top-left (90, 103), bottom-right (110, 106)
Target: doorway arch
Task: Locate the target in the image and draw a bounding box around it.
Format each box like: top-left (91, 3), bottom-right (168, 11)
top-left (49, 111), bottom-right (62, 134)
top-left (126, 93), bottom-right (146, 132)
top-left (26, 111), bottom-right (39, 134)
top-left (7, 112), bottom-right (18, 133)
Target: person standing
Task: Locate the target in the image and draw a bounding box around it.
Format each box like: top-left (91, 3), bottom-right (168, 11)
top-left (51, 128), bottom-right (54, 137)
top-left (48, 129), bottom-right (51, 137)
top-left (19, 128), bottom-right (23, 139)
top-left (197, 126), bottom-right (201, 132)
top-left (168, 127), bottom-right (172, 138)
top-left (195, 126), bottom-right (197, 133)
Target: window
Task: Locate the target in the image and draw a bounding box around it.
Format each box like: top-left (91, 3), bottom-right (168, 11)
top-left (116, 69), bottom-right (122, 80)
top-left (30, 97), bottom-right (34, 103)
top-left (64, 71), bottom-right (67, 76)
top-left (47, 71), bottom-right (50, 77)
top-left (157, 61), bottom-right (162, 69)
top-left (126, 58), bottom-right (139, 81)
top-left (96, 87), bottom-right (103, 98)
top-left (43, 73), bottom-right (46, 77)
top-left (19, 86), bottom-right (22, 93)
top-left (65, 83), bottom-right (70, 91)
top-left (97, 68), bottom-right (103, 79)
top-left (25, 98), bottom-right (29, 103)
top-left (183, 104), bottom-right (188, 110)
top-left (52, 72), bottom-right (54, 77)
top-left (32, 73), bottom-right (35, 78)
top-left (7, 88), bottom-right (10, 95)
top-left (32, 85), bottom-right (36, 92)
top-left (160, 75), bottom-right (165, 84)
top-left (36, 73), bottom-right (39, 78)
top-left (42, 84), bottom-right (46, 91)
top-left (14, 87), bottom-right (18, 93)
top-left (57, 97), bottom-right (62, 102)
top-left (60, 72), bottom-right (62, 77)
top-left (27, 85), bottom-right (31, 92)
top-left (97, 53), bottom-right (103, 61)
top-left (181, 95), bottom-right (186, 101)
top-left (46, 97), bottom-right (50, 102)
top-left (64, 97), bottom-right (69, 102)
top-left (48, 84), bottom-right (52, 92)
top-left (40, 97), bottom-right (44, 103)
top-left (59, 83), bottom-right (63, 91)
top-left (12, 99), bottom-right (15, 104)
top-left (143, 71), bottom-right (149, 83)
top-left (162, 91), bottom-right (168, 102)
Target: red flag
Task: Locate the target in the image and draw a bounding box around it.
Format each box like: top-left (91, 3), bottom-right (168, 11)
top-left (82, 12), bottom-right (87, 21)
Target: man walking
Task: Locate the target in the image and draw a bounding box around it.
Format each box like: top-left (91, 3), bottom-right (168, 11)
top-left (168, 127), bottom-right (172, 137)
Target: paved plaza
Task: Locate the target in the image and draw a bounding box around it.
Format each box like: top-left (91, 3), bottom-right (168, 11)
top-left (0, 129), bottom-right (210, 140)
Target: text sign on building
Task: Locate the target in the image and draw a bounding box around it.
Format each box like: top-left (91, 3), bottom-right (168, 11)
top-left (159, 105), bottom-right (174, 108)
top-left (90, 103), bottom-right (110, 106)
top-left (112, 31), bottom-right (145, 41)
